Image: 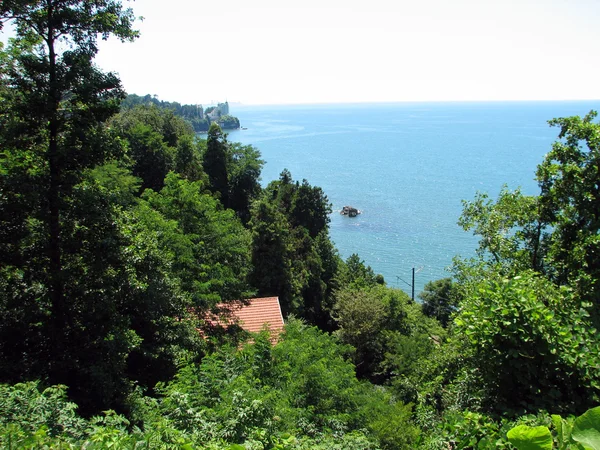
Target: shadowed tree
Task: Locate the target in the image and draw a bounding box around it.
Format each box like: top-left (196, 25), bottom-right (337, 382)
top-left (248, 198), bottom-right (296, 314)
top-left (419, 278), bottom-right (458, 327)
top-left (203, 122), bottom-right (229, 207)
top-left (228, 142), bottom-right (263, 224)
top-left (0, 0), bottom-right (141, 412)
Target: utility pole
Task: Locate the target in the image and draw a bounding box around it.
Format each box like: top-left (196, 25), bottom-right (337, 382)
top-left (396, 266), bottom-right (422, 301)
top-left (412, 267), bottom-right (415, 302)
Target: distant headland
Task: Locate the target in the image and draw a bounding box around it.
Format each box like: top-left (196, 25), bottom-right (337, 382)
top-left (121, 94), bottom-right (241, 132)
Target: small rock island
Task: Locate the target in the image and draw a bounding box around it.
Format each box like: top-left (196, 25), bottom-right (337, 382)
top-left (341, 206), bottom-right (361, 217)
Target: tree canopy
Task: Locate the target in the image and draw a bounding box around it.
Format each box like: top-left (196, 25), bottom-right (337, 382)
top-left (2, 4), bottom-right (600, 444)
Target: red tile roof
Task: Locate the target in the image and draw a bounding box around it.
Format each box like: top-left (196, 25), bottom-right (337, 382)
top-left (201, 297), bottom-right (285, 342)
top-left (232, 297), bottom-right (285, 335)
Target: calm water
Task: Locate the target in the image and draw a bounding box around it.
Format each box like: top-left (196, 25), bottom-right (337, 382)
top-left (226, 101), bottom-right (599, 295)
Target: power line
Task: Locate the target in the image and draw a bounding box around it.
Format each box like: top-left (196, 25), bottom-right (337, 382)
top-left (396, 276), bottom-right (412, 288)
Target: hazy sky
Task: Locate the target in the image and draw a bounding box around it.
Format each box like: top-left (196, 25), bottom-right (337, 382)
top-left (5, 0), bottom-right (600, 105)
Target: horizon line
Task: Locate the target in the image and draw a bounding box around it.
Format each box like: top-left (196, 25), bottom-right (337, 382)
top-left (230, 98), bottom-right (600, 107)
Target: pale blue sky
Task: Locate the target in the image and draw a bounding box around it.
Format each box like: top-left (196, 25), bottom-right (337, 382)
top-left (4, 0), bottom-right (600, 105)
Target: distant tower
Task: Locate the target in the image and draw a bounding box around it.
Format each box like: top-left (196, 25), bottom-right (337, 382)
top-left (218, 101), bottom-right (229, 116)
top-left (197, 104), bottom-right (204, 119)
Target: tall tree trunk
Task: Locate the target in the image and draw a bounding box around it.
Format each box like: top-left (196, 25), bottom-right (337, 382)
top-left (46, 0), bottom-right (66, 381)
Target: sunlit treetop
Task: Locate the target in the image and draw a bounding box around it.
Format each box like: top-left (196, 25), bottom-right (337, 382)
top-left (0, 0), bottom-right (139, 54)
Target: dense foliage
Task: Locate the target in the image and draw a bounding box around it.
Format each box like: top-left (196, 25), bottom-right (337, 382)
top-left (0, 321), bottom-right (418, 449)
top-left (2, 1), bottom-right (600, 448)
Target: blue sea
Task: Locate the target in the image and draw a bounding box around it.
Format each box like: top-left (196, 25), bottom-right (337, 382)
top-left (226, 101), bottom-right (599, 296)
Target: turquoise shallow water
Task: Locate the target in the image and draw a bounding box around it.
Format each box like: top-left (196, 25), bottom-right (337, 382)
top-left (226, 101), bottom-right (599, 295)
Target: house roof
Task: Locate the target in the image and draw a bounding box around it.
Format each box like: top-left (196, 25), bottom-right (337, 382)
top-left (232, 297), bottom-right (285, 335)
top-left (202, 297), bottom-right (285, 341)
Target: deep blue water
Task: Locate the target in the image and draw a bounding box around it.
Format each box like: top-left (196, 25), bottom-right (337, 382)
top-left (226, 101), bottom-right (599, 295)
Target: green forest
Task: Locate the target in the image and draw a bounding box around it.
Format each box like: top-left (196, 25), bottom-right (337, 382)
top-left (1, 1), bottom-right (600, 449)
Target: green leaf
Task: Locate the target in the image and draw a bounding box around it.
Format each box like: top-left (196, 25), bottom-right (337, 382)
top-left (572, 406), bottom-right (600, 450)
top-left (507, 425), bottom-right (553, 450)
top-left (552, 414), bottom-right (566, 446)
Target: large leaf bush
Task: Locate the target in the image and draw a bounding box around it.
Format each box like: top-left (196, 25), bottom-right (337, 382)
top-left (454, 270), bottom-right (600, 414)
